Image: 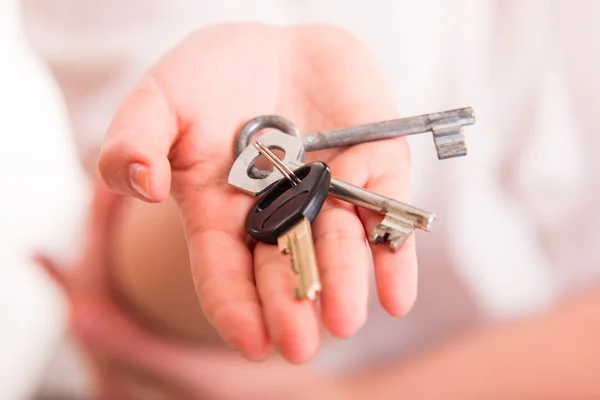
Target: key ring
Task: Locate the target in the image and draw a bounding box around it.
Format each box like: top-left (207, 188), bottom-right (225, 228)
top-left (236, 115), bottom-right (301, 156)
top-left (229, 129), bottom-right (306, 195)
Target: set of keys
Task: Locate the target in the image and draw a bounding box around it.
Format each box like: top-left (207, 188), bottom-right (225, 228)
top-left (228, 107), bottom-right (476, 300)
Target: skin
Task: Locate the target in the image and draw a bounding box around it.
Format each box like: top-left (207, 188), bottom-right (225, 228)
top-left (59, 286), bottom-right (600, 399)
top-left (35, 22), bottom-right (415, 397)
top-left (38, 22), bottom-right (600, 399)
top-left (97, 22), bottom-right (416, 364)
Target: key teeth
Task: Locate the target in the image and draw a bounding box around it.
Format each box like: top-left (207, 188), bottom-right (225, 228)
top-left (369, 226), bottom-right (392, 245)
top-left (278, 236), bottom-right (291, 255)
top-left (436, 141), bottom-right (468, 160)
top-left (369, 216), bottom-right (415, 252)
top-left (369, 225), bottom-right (410, 253)
top-left (433, 124), bottom-right (467, 160)
top-left (389, 236), bottom-right (409, 252)
top-left (307, 284), bottom-right (321, 300)
top-left (295, 283), bottom-right (321, 301)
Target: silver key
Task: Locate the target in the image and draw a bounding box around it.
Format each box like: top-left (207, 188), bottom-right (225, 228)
top-left (229, 130), bottom-right (436, 251)
top-left (236, 107), bottom-right (475, 178)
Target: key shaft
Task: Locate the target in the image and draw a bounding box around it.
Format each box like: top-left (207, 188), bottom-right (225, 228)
top-left (279, 159), bottom-right (435, 232)
top-left (328, 177), bottom-right (435, 231)
top-left (301, 107), bottom-right (474, 152)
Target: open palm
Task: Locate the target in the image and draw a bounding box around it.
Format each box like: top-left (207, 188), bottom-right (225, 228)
top-left (99, 22), bottom-right (417, 364)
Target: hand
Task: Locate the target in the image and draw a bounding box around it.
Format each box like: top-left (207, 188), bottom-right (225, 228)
top-left (98, 22), bottom-right (417, 363)
top-left (34, 197), bottom-right (344, 400)
top-left (64, 300), bottom-right (346, 400)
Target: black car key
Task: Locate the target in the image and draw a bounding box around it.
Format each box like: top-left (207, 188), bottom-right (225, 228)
top-left (246, 160), bottom-right (331, 300)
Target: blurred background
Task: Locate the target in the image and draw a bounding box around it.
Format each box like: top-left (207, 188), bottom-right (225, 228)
top-left (2, 0), bottom-right (599, 398)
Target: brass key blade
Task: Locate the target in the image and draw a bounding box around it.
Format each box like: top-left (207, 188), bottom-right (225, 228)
top-left (277, 218), bottom-right (322, 301)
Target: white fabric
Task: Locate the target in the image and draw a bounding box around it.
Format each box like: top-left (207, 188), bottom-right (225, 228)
top-left (0, 1), bottom-right (90, 398)
top-left (4, 0), bottom-right (599, 397)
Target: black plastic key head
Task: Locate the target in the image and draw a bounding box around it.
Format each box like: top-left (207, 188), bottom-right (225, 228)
top-left (245, 162), bottom-right (331, 244)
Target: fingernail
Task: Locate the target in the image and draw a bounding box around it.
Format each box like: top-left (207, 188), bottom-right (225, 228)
top-left (129, 162), bottom-right (151, 199)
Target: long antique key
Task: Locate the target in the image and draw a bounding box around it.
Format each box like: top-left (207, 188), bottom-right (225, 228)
top-left (236, 107), bottom-right (475, 178)
top-left (230, 130), bottom-right (436, 251)
top-left (245, 146), bottom-right (331, 300)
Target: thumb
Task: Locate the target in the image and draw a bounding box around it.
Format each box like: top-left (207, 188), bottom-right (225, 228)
top-left (98, 74), bottom-right (178, 202)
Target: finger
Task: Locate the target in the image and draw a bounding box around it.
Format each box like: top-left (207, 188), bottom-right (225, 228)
top-left (193, 232), bottom-right (270, 360)
top-left (290, 30), bottom-right (417, 316)
top-left (98, 74), bottom-right (177, 202)
top-left (329, 137), bottom-right (418, 317)
top-left (254, 242), bottom-right (320, 364)
top-left (183, 188), bottom-right (271, 361)
top-left (311, 203), bottom-right (370, 338)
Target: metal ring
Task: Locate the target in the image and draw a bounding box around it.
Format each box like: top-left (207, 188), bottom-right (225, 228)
top-left (235, 115), bottom-right (301, 156)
